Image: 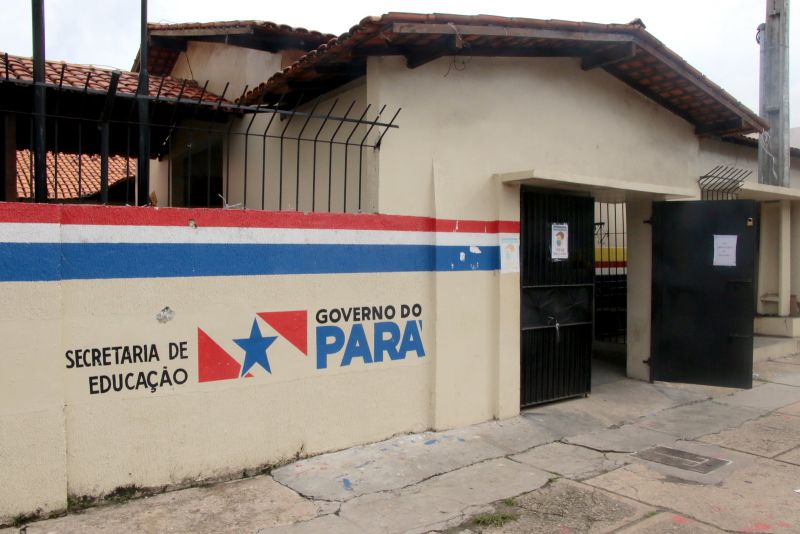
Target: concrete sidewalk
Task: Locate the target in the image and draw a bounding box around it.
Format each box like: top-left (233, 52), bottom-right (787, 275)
top-left (5, 355), bottom-right (800, 534)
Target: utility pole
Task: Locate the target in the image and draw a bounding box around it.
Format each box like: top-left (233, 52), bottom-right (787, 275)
top-left (758, 0), bottom-right (790, 187)
top-left (758, 0), bottom-right (792, 317)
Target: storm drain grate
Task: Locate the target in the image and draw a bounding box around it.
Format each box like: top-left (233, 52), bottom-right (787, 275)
top-left (632, 446), bottom-right (731, 474)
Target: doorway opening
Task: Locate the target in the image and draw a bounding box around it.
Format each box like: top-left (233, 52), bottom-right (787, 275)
top-left (593, 201), bottom-right (628, 385)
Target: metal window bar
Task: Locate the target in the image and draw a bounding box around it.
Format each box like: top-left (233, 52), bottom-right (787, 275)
top-left (260, 93), bottom-right (283, 211)
top-left (77, 72), bottom-right (92, 202)
top-left (208, 83), bottom-right (229, 208)
top-left (296, 99), bottom-right (320, 211)
top-left (53, 64), bottom-right (66, 200)
top-left (343, 105), bottom-right (372, 212)
top-left (328, 101), bottom-right (356, 212)
top-left (312, 99), bottom-right (337, 212)
top-left (278, 104), bottom-right (298, 211)
top-left (224, 86), bottom-right (249, 203)
top-left (698, 165), bottom-right (751, 200)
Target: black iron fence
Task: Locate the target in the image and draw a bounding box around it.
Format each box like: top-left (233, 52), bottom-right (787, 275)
top-left (1, 72), bottom-right (399, 212)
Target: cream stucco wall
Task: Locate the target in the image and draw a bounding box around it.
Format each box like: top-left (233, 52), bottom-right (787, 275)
top-left (0, 282), bottom-right (67, 519)
top-left (367, 55), bottom-right (700, 418)
top-left (59, 273), bottom-right (432, 497)
top-left (0, 204), bottom-right (441, 522)
top-left (695, 138), bottom-right (800, 188)
top-left (370, 55), bottom-right (697, 220)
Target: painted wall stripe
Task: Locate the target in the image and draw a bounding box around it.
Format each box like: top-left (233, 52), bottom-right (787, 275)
top-left (0, 223), bottom-right (516, 247)
top-left (0, 243), bottom-right (500, 281)
top-left (0, 203), bottom-right (517, 281)
top-left (54, 225), bottom-right (516, 247)
top-left (0, 203), bottom-right (60, 224)
top-left (0, 203), bottom-right (520, 233)
top-left (0, 243), bottom-right (61, 281)
top-left (0, 223), bottom-right (61, 243)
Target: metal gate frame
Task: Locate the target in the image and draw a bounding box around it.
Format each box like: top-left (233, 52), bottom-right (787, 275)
top-left (520, 188), bottom-right (594, 407)
top-left (651, 199), bottom-right (758, 389)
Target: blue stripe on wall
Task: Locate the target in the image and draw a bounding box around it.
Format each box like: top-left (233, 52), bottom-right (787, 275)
top-left (0, 243), bottom-right (62, 281)
top-left (0, 243), bottom-right (500, 281)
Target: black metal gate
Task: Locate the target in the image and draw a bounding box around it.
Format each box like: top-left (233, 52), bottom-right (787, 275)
top-left (520, 189), bottom-right (594, 407)
top-left (651, 200), bottom-right (758, 389)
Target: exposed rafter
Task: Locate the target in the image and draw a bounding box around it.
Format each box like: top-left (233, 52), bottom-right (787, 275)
top-left (581, 42), bottom-right (637, 70)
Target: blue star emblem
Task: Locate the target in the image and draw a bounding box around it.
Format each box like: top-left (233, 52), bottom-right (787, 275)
top-left (234, 319), bottom-right (277, 377)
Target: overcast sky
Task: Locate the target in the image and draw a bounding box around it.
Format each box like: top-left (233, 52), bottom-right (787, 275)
top-left (2, 1), bottom-right (798, 125)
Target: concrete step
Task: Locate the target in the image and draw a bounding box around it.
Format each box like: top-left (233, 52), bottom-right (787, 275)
top-left (753, 335), bottom-right (799, 363)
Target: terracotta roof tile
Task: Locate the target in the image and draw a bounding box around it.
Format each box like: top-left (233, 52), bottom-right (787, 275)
top-left (1, 52), bottom-right (222, 103)
top-left (141, 20), bottom-right (336, 76)
top-left (148, 20), bottom-right (335, 40)
top-left (16, 149), bottom-right (135, 200)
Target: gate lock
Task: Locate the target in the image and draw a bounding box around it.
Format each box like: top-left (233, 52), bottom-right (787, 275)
top-left (547, 316), bottom-right (561, 344)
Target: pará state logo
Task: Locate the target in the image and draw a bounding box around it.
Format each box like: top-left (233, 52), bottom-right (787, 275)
top-left (197, 311), bottom-right (307, 382)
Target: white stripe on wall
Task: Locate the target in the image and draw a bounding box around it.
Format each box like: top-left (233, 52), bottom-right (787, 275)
top-left (0, 223), bottom-right (518, 247)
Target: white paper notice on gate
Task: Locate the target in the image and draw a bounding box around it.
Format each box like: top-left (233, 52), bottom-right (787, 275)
top-left (551, 223), bottom-right (569, 260)
top-left (713, 234), bottom-right (737, 267)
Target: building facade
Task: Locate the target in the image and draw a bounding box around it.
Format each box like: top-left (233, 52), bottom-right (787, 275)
top-left (2, 12), bottom-right (800, 522)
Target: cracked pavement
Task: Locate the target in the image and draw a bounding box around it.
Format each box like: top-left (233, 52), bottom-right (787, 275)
top-left (5, 355), bottom-right (800, 533)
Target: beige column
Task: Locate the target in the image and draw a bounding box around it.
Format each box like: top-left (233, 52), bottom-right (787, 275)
top-left (495, 179), bottom-right (520, 419)
top-left (625, 197), bottom-right (652, 381)
top-left (779, 199), bottom-right (791, 316)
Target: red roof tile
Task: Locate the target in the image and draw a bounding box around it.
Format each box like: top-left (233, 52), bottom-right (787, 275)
top-left (148, 20), bottom-right (335, 39)
top-left (1, 52), bottom-right (222, 104)
top-left (16, 149), bottom-right (135, 200)
top-left (140, 20), bottom-right (336, 76)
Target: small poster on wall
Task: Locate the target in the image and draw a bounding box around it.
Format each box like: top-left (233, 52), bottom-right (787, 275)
top-left (551, 223), bottom-right (569, 260)
top-left (500, 236), bottom-right (520, 273)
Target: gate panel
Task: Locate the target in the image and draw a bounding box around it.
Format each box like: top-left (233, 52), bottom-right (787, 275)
top-left (520, 189), bottom-right (593, 407)
top-left (651, 200), bottom-right (758, 389)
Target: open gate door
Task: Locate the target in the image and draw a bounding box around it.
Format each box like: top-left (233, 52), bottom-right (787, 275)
top-left (651, 200), bottom-right (758, 389)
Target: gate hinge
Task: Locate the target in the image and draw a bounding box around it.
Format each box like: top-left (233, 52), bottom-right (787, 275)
top-left (643, 219), bottom-right (652, 225)
top-left (642, 358), bottom-right (651, 365)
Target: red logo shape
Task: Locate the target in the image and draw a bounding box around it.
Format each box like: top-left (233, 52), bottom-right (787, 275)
top-left (198, 327), bottom-right (245, 382)
top-left (257, 311), bottom-right (308, 355)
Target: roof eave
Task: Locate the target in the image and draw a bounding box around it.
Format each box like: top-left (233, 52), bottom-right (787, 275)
top-left (243, 14), bottom-right (764, 137)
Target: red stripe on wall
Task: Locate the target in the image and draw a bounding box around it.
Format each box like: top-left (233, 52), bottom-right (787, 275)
top-left (0, 202), bottom-right (521, 233)
top-left (0, 203), bottom-right (61, 223)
